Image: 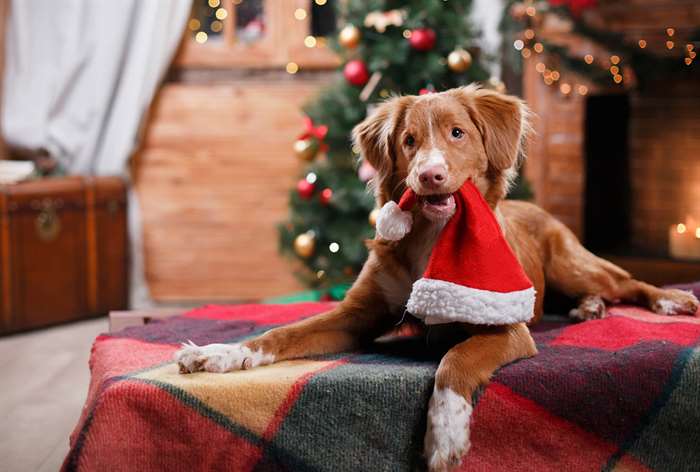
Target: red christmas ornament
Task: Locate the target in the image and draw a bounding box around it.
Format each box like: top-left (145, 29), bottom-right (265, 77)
top-left (297, 179), bottom-right (315, 200)
top-left (548, 0), bottom-right (597, 17)
top-left (409, 28), bottom-right (436, 51)
top-left (319, 188), bottom-right (333, 205)
top-left (419, 88), bottom-right (434, 95)
top-left (568, 0), bottom-right (597, 16)
top-left (344, 59), bottom-right (370, 86)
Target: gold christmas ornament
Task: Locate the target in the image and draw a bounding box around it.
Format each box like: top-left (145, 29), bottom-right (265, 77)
top-left (338, 24), bottom-right (361, 49)
top-left (293, 137), bottom-right (319, 162)
top-left (294, 232), bottom-right (316, 258)
top-left (369, 208), bottom-right (380, 227)
top-left (447, 49), bottom-right (472, 73)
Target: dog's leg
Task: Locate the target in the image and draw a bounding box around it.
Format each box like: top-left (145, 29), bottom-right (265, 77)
top-left (424, 323), bottom-right (537, 472)
top-left (176, 304), bottom-right (391, 373)
top-left (176, 271), bottom-right (395, 373)
top-left (544, 223), bottom-right (699, 318)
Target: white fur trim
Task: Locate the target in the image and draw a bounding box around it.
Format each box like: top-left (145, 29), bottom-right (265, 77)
top-left (175, 341), bottom-right (275, 373)
top-left (407, 278), bottom-right (535, 325)
top-left (376, 201), bottom-right (412, 241)
top-left (424, 387), bottom-right (472, 471)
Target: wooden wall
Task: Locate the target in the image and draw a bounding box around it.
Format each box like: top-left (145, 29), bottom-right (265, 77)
top-left (523, 60), bottom-right (586, 237)
top-left (134, 76), bottom-right (329, 301)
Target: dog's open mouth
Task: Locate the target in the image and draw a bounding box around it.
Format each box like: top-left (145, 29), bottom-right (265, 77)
top-left (419, 193), bottom-right (456, 220)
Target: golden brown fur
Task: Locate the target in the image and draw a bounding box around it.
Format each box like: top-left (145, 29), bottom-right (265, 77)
top-left (178, 86), bottom-right (699, 472)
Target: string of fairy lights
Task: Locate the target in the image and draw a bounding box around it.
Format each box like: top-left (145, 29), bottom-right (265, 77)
top-left (287, 0), bottom-right (333, 75)
top-left (512, 4), bottom-right (696, 97)
top-left (189, 0), bottom-right (236, 44)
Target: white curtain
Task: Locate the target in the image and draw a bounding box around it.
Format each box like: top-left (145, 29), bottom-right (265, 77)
top-left (2, 0), bottom-right (191, 174)
top-left (472, 0), bottom-right (505, 78)
top-left (2, 0), bottom-right (192, 308)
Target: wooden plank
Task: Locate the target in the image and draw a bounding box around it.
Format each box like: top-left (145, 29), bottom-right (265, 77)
top-left (135, 79), bottom-right (327, 301)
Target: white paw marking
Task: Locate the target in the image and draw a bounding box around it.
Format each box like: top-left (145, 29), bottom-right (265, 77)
top-left (424, 387), bottom-right (472, 472)
top-left (569, 296), bottom-right (606, 321)
top-left (174, 341), bottom-right (274, 374)
top-left (655, 298), bottom-right (683, 316)
top-left (653, 289), bottom-right (699, 316)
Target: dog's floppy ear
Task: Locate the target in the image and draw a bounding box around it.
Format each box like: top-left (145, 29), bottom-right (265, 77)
top-left (352, 96), bottom-right (413, 204)
top-left (456, 86), bottom-right (531, 172)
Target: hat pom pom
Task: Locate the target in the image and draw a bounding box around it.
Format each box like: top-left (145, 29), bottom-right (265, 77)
top-left (376, 201), bottom-right (412, 241)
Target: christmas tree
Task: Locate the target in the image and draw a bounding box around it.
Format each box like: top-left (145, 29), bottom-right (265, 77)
top-left (279, 0), bottom-right (512, 294)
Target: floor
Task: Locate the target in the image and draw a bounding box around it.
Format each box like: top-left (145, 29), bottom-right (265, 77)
top-left (0, 317), bottom-right (107, 472)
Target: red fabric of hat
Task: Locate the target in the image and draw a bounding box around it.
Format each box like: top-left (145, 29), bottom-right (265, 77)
top-left (379, 180), bottom-right (536, 325)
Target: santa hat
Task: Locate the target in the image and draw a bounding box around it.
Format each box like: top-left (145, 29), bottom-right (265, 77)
top-left (375, 180), bottom-right (535, 325)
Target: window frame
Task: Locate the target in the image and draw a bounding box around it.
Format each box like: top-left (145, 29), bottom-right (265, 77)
top-left (174, 0), bottom-right (339, 70)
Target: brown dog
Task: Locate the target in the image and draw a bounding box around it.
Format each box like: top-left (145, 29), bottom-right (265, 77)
top-left (176, 85), bottom-right (699, 471)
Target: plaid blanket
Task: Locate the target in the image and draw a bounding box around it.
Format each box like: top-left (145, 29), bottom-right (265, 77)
top-left (63, 303), bottom-right (700, 471)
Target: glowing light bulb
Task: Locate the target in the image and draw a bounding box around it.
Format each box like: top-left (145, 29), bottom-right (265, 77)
top-left (304, 36), bottom-right (317, 48)
top-left (195, 31), bottom-right (208, 44)
top-left (215, 8), bottom-right (227, 20)
top-left (677, 223), bottom-right (687, 234)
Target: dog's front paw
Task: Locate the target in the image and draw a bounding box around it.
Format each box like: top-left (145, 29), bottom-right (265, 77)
top-left (174, 341), bottom-right (275, 374)
top-left (652, 289), bottom-right (700, 317)
top-left (424, 387), bottom-right (472, 472)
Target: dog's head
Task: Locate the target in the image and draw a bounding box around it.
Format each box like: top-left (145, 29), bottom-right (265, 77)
top-left (352, 85), bottom-right (531, 220)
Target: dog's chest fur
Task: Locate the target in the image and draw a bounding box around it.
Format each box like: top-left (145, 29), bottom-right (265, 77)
top-left (376, 218), bottom-right (446, 313)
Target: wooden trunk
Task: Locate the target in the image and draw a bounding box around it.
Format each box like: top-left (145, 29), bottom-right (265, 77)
top-left (0, 176), bottom-right (128, 334)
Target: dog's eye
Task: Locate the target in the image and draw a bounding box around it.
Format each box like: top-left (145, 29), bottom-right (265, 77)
top-left (405, 134), bottom-right (415, 147)
top-left (451, 128), bottom-right (464, 139)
